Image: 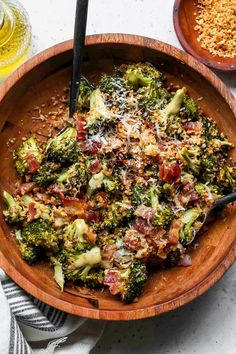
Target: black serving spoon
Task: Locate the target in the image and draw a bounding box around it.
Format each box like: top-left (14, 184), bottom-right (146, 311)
top-left (212, 191), bottom-right (236, 210)
top-left (69, 0), bottom-right (89, 120)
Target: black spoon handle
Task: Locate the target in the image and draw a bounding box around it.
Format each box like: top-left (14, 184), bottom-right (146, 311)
top-left (69, 0), bottom-right (89, 119)
top-left (213, 191), bottom-right (236, 209)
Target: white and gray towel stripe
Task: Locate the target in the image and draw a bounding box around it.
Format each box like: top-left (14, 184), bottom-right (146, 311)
top-left (0, 272), bottom-right (105, 354)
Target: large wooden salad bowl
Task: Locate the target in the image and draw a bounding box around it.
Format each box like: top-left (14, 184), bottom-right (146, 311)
top-left (0, 34), bottom-right (235, 320)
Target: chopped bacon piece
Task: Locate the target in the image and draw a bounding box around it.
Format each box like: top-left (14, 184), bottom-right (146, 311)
top-left (179, 254), bottom-right (192, 267)
top-left (144, 120), bottom-right (154, 130)
top-left (26, 155), bottom-right (40, 173)
top-left (63, 197), bottom-right (87, 209)
top-left (104, 270), bottom-right (122, 295)
top-left (89, 140), bottom-right (102, 154)
top-left (85, 230), bottom-right (97, 244)
top-left (49, 186), bottom-right (65, 200)
top-left (76, 114), bottom-right (87, 140)
top-left (134, 218), bottom-right (154, 235)
top-left (134, 205), bottom-right (154, 221)
top-left (159, 163), bottom-right (181, 183)
top-left (124, 230), bottom-right (144, 252)
top-left (189, 192), bottom-right (199, 201)
top-left (62, 197), bottom-right (87, 217)
top-left (102, 244), bottom-right (117, 262)
top-left (84, 211), bottom-right (101, 222)
top-left (16, 182), bottom-right (35, 195)
top-left (90, 159), bottom-right (101, 174)
top-left (183, 121), bottom-right (203, 133)
top-left (182, 181), bottom-right (194, 194)
top-left (168, 220), bottom-right (183, 245)
top-left (28, 202), bottom-right (36, 220)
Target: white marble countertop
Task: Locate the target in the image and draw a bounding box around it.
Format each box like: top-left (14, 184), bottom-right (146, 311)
top-left (18, 0), bottom-right (236, 353)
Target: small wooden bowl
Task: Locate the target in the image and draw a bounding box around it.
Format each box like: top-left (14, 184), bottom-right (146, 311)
top-left (173, 0), bottom-right (236, 72)
top-left (0, 34), bottom-right (236, 320)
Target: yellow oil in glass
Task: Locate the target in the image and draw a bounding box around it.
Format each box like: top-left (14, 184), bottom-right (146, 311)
top-left (0, 0), bottom-right (32, 81)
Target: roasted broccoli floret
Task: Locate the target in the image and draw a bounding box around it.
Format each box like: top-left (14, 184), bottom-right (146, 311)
top-left (179, 208), bottom-right (203, 245)
top-left (13, 137), bottom-right (44, 177)
top-left (86, 88), bottom-right (114, 133)
top-left (200, 156), bottom-right (218, 183)
top-left (130, 185), bottom-right (149, 206)
top-left (51, 258), bottom-right (65, 291)
top-left (165, 88), bottom-right (186, 117)
top-left (104, 260), bottom-right (147, 303)
top-left (56, 162), bottom-right (88, 195)
top-left (181, 95), bottom-right (199, 119)
top-left (217, 165), bottom-right (236, 193)
top-left (102, 203), bottom-right (126, 230)
top-left (2, 191), bottom-right (25, 224)
top-left (22, 195), bottom-right (52, 220)
top-left (63, 219), bottom-right (91, 252)
top-left (32, 162), bottom-right (61, 188)
top-left (77, 77), bottom-right (95, 112)
top-left (152, 203), bottom-right (174, 229)
top-left (103, 173), bottom-right (121, 193)
top-left (181, 147), bottom-right (200, 175)
top-left (121, 63), bottom-right (162, 90)
top-left (99, 73), bottom-right (125, 94)
top-left (46, 126), bottom-right (78, 166)
top-left (21, 220), bottom-right (58, 252)
top-left (18, 241), bottom-right (39, 264)
top-left (139, 81), bottom-right (170, 109)
top-left (63, 246), bottom-right (103, 284)
top-left (86, 171), bottom-right (105, 197)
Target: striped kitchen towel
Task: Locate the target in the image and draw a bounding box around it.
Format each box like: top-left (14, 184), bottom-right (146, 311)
top-left (0, 270), bottom-right (105, 354)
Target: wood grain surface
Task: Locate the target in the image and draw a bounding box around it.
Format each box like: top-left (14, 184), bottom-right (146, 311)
top-left (0, 34), bottom-right (235, 320)
top-left (173, 0), bottom-right (236, 72)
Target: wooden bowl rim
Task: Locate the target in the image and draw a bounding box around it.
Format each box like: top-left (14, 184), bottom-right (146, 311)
top-left (173, 0), bottom-right (236, 73)
top-left (0, 34), bottom-right (235, 320)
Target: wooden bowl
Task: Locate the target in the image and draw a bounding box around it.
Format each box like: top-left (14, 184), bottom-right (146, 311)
top-left (0, 34), bottom-right (236, 320)
top-left (173, 0), bottom-right (236, 72)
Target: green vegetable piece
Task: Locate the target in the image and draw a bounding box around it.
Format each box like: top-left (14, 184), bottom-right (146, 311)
top-left (181, 147), bottom-right (199, 175)
top-left (3, 191), bottom-right (25, 224)
top-left (46, 126), bottom-right (78, 166)
top-left (22, 195), bottom-right (51, 220)
top-left (166, 88), bottom-right (186, 117)
top-left (56, 162), bottom-right (88, 194)
top-left (182, 95), bottom-right (199, 119)
top-left (179, 208), bottom-right (201, 245)
top-left (21, 220), bottom-right (58, 252)
top-left (121, 261), bottom-right (147, 304)
top-left (32, 162), bottom-right (61, 188)
top-left (86, 88), bottom-right (112, 131)
top-left (125, 68), bottom-right (152, 89)
top-left (77, 77), bottom-right (95, 112)
top-left (18, 242), bottom-right (39, 264)
top-left (13, 137), bottom-right (44, 177)
top-left (51, 258), bottom-right (65, 291)
top-left (87, 171), bottom-right (105, 196)
top-left (63, 218), bottom-right (92, 253)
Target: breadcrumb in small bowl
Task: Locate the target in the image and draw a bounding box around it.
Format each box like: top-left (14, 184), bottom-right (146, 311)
top-left (173, 0), bottom-right (236, 72)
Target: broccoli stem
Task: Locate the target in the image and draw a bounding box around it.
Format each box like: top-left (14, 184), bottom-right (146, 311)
top-left (166, 87), bottom-right (186, 117)
top-left (181, 147), bottom-right (199, 174)
top-left (3, 191), bottom-right (18, 209)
